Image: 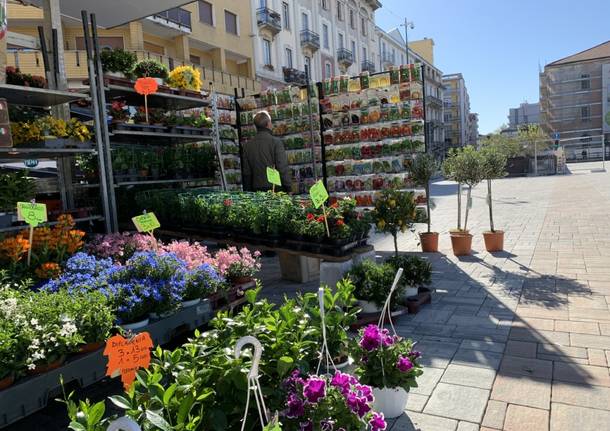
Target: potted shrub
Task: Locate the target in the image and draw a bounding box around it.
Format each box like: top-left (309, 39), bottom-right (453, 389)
top-left (346, 260), bottom-right (401, 313)
top-left (181, 263), bottom-right (225, 307)
top-left (166, 65), bottom-right (202, 92)
top-left (100, 48), bottom-right (137, 78)
top-left (67, 291), bottom-right (114, 353)
top-left (214, 246), bottom-right (261, 285)
top-left (410, 153), bottom-right (439, 252)
top-left (481, 146), bottom-right (508, 252)
top-left (372, 187), bottom-right (417, 257)
top-left (133, 59), bottom-right (169, 85)
top-left (350, 324), bottom-right (423, 418)
top-left (0, 171), bottom-right (35, 227)
top-left (443, 146), bottom-right (484, 256)
top-left (386, 255), bottom-right (432, 298)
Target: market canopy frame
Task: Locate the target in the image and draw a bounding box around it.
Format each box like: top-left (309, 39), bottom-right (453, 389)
top-left (20, 0), bottom-right (195, 28)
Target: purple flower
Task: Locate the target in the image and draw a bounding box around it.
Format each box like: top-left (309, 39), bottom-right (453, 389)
top-left (284, 369), bottom-right (305, 393)
top-left (320, 419), bottom-right (335, 431)
top-left (286, 393), bottom-right (305, 418)
top-left (299, 420), bottom-right (313, 431)
top-left (410, 350), bottom-right (422, 359)
top-left (381, 329), bottom-right (395, 347)
top-left (346, 391), bottom-right (372, 418)
top-left (354, 384), bottom-right (374, 402)
top-left (369, 412), bottom-right (387, 431)
top-left (303, 377), bottom-right (326, 403)
top-left (331, 371), bottom-right (357, 395)
top-left (359, 325), bottom-right (382, 351)
top-left (397, 356), bottom-right (413, 372)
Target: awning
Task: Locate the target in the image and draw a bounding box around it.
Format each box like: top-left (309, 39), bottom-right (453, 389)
top-left (21, 0), bottom-right (194, 29)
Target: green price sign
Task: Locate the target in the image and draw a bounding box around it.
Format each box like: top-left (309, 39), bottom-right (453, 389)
top-left (132, 212), bottom-right (160, 233)
top-left (309, 180), bottom-right (329, 209)
top-left (266, 167), bottom-right (282, 186)
top-left (17, 202), bottom-right (47, 227)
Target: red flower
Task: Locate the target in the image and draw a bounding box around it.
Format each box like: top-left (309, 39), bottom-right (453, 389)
top-left (316, 215), bottom-right (326, 223)
top-left (330, 202), bottom-right (339, 209)
top-left (306, 213), bottom-right (315, 220)
top-left (223, 199), bottom-right (233, 206)
top-left (336, 219), bottom-right (345, 227)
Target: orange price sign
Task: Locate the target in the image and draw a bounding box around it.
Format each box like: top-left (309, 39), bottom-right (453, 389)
top-left (103, 332), bottom-right (154, 390)
top-left (134, 77), bottom-right (158, 96)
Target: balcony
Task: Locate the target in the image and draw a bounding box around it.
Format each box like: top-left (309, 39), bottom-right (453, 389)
top-left (256, 7), bottom-right (282, 36)
top-left (427, 95), bottom-right (443, 108)
top-left (147, 7), bottom-right (192, 33)
top-left (300, 29), bottom-right (320, 52)
top-left (361, 60), bottom-right (375, 73)
top-left (337, 48), bottom-right (354, 67)
top-left (283, 67), bottom-right (307, 85)
top-left (381, 51), bottom-right (395, 66)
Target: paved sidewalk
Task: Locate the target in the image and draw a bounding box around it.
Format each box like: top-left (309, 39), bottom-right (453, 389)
top-left (374, 162), bottom-right (610, 431)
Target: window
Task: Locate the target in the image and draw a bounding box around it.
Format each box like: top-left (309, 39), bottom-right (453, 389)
top-left (381, 41), bottom-right (386, 55)
top-left (391, 48), bottom-right (395, 62)
top-left (144, 41), bottom-right (164, 55)
top-left (199, 1), bottom-right (213, 25)
top-left (581, 74), bottom-right (591, 90)
top-left (581, 105), bottom-right (591, 120)
top-left (301, 12), bottom-right (309, 30)
top-left (304, 56), bottom-right (311, 77)
top-left (338, 33), bottom-right (344, 49)
top-left (361, 17), bottom-right (367, 36)
top-left (362, 46), bottom-right (367, 61)
top-left (349, 9), bottom-right (355, 29)
top-left (322, 24), bottom-right (329, 49)
top-left (337, 2), bottom-right (344, 21)
top-left (401, 53), bottom-right (404, 64)
top-left (285, 47), bottom-right (293, 68)
top-left (282, 2), bottom-right (290, 30)
top-left (76, 36), bottom-right (123, 50)
top-left (325, 62), bottom-right (332, 79)
top-left (351, 40), bottom-right (356, 56)
top-left (225, 10), bottom-right (238, 35)
top-left (190, 55), bottom-right (201, 65)
top-left (262, 39), bottom-right (272, 66)
top-left (259, 0), bottom-right (266, 7)
top-left (322, 0), bottom-right (329, 10)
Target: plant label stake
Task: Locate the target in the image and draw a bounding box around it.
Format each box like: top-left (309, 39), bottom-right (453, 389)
top-left (132, 210), bottom-right (160, 251)
top-left (316, 287), bottom-right (336, 375)
top-left (309, 180), bottom-right (330, 237)
top-left (134, 77), bottom-right (159, 124)
top-left (103, 332), bottom-right (154, 390)
top-left (235, 336), bottom-right (269, 431)
top-left (266, 166), bottom-right (281, 193)
top-left (17, 200), bottom-right (47, 266)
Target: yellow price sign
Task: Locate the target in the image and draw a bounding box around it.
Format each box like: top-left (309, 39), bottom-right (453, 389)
top-left (266, 167), bottom-right (282, 186)
top-left (132, 212), bottom-right (160, 233)
top-left (309, 181), bottom-right (329, 209)
top-left (17, 202), bottom-right (47, 227)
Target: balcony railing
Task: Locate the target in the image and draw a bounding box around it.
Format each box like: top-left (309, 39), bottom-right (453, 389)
top-left (361, 60), bottom-right (375, 73)
top-left (300, 29), bottom-right (320, 51)
top-left (381, 51), bottom-right (395, 65)
top-left (337, 48), bottom-right (354, 66)
top-left (427, 95), bottom-right (443, 107)
top-left (150, 7), bottom-right (192, 32)
top-left (256, 7), bottom-right (282, 35)
top-left (283, 67), bottom-right (307, 85)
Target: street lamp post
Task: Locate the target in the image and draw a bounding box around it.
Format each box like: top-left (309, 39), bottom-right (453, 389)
top-left (401, 18), bottom-right (414, 64)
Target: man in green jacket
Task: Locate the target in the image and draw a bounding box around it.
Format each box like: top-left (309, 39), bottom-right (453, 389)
top-left (242, 111), bottom-right (291, 192)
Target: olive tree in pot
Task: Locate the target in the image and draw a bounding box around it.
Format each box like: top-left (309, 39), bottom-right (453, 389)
top-left (443, 146), bottom-right (484, 256)
top-left (481, 146), bottom-right (508, 252)
top-left (411, 153), bottom-right (439, 252)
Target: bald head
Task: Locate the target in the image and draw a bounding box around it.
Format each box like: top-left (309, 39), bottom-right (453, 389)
top-left (253, 111), bottom-right (272, 130)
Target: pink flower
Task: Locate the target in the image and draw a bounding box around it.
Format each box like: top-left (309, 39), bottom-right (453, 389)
top-left (159, 240), bottom-right (214, 270)
top-left (359, 325), bottom-right (382, 351)
top-left (214, 246), bottom-right (261, 279)
top-left (303, 377), bottom-right (326, 403)
top-left (369, 412), bottom-right (387, 431)
top-left (397, 356), bottom-right (413, 372)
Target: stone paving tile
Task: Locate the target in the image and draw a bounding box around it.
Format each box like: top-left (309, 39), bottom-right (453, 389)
top-left (512, 317), bottom-right (555, 331)
top-left (509, 328), bottom-right (570, 345)
top-left (440, 363), bottom-right (497, 389)
top-left (588, 348), bottom-right (607, 366)
top-left (414, 342), bottom-right (459, 369)
top-left (411, 367), bottom-right (445, 396)
top-left (391, 412), bottom-right (458, 431)
top-left (554, 320), bottom-right (600, 335)
top-left (537, 343), bottom-right (588, 359)
top-left (570, 333), bottom-right (610, 349)
top-left (451, 348), bottom-right (503, 370)
top-left (569, 308), bottom-right (610, 322)
top-left (499, 355), bottom-right (553, 380)
top-left (599, 323), bottom-right (610, 336)
top-left (568, 296), bottom-right (609, 310)
top-left (490, 375), bottom-right (551, 409)
top-left (482, 400), bottom-right (507, 429)
top-left (550, 403), bottom-right (610, 431)
top-left (424, 383), bottom-right (490, 423)
top-left (504, 405), bottom-right (549, 431)
top-left (406, 393), bottom-right (429, 413)
top-left (552, 362), bottom-right (610, 387)
top-left (459, 339), bottom-right (506, 353)
top-left (505, 340), bottom-right (537, 358)
top-left (551, 381), bottom-right (610, 410)
top-left (456, 421), bottom-right (479, 431)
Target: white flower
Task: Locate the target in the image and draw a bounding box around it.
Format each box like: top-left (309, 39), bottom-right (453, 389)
top-left (30, 318), bottom-right (38, 326)
top-left (59, 321), bottom-right (77, 338)
top-left (27, 363), bottom-right (36, 370)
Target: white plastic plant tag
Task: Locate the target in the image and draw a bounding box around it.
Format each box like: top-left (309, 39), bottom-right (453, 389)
top-left (467, 196), bottom-right (473, 209)
top-left (107, 417), bottom-right (141, 431)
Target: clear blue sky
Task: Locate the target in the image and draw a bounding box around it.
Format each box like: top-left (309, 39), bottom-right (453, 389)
top-left (375, 0), bottom-right (610, 134)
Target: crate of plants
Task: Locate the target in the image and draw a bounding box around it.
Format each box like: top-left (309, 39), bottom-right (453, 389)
top-left (0, 171), bottom-right (36, 229)
top-left (10, 116), bottom-right (93, 149)
top-left (167, 112), bottom-right (213, 136)
top-left (165, 65), bottom-right (204, 98)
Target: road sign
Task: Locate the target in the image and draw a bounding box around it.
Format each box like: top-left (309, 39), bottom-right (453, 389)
top-left (553, 132), bottom-right (560, 140)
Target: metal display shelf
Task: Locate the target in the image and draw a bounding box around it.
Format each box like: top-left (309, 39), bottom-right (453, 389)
top-left (0, 215), bottom-right (104, 233)
top-left (110, 129), bottom-right (213, 143)
top-left (0, 84), bottom-right (88, 107)
top-left (0, 147), bottom-right (96, 158)
top-left (114, 178), bottom-right (218, 187)
top-left (105, 84), bottom-right (209, 110)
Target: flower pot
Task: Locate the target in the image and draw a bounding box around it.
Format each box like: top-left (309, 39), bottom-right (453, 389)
top-left (181, 298), bottom-right (201, 308)
top-left (106, 71), bottom-right (126, 79)
top-left (450, 232), bottom-right (473, 256)
top-left (121, 317), bottom-right (149, 331)
top-left (231, 276), bottom-right (253, 286)
top-left (0, 374), bottom-right (14, 391)
top-left (27, 356), bottom-right (66, 376)
top-left (419, 232), bottom-right (439, 253)
top-left (372, 386), bottom-right (409, 419)
top-left (78, 341), bottom-right (104, 354)
top-left (357, 300), bottom-right (383, 314)
top-left (404, 287), bottom-right (419, 298)
top-left (483, 230), bottom-right (504, 252)
top-left (150, 310), bottom-right (175, 320)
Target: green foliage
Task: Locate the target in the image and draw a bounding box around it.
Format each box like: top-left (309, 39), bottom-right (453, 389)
top-left (481, 133), bottom-right (522, 158)
top-left (346, 260), bottom-right (403, 307)
top-left (372, 188), bottom-right (417, 256)
top-left (133, 60), bottom-right (169, 79)
top-left (480, 146), bottom-right (508, 180)
top-left (386, 255), bottom-right (432, 289)
top-left (410, 154), bottom-right (438, 233)
top-left (442, 146), bottom-right (484, 188)
top-left (0, 171), bottom-right (36, 212)
top-left (517, 124), bottom-right (551, 156)
top-left (100, 48), bottom-right (137, 75)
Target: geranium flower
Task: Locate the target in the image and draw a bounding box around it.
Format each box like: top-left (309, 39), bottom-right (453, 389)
top-left (359, 325), bottom-right (382, 351)
top-left (303, 377), bottom-right (326, 403)
top-left (286, 393), bottom-right (305, 418)
top-left (331, 371), bottom-right (357, 395)
top-left (397, 356), bottom-right (413, 372)
top-left (306, 213), bottom-right (315, 221)
top-left (369, 412), bottom-right (387, 431)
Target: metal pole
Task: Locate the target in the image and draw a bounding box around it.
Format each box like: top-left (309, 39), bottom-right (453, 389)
top-left (212, 92), bottom-right (228, 190)
top-left (404, 18), bottom-right (409, 65)
top-left (534, 140), bottom-right (538, 176)
top-left (305, 68), bottom-right (317, 181)
top-left (602, 137), bottom-right (605, 171)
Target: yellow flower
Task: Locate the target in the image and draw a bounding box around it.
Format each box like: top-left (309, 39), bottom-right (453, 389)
top-left (377, 219), bottom-right (386, 230)
top-left (389, 199), bottom-right (396, 208)
top-left (167, 65), bottom-right (202, 91)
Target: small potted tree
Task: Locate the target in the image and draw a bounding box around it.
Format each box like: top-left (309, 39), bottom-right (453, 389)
top-left (133, 59), bottom-right (169, 85)
top-left (410, 153), bottom-right (439, 252)
top-left (443, 146), bottom-right (484, 256)
top-left (372, 188), bottom-right (417, 257)
top-left (100, 48), bottom-right (137, 79)
top-left (481, 146), bottom-right (508, 252)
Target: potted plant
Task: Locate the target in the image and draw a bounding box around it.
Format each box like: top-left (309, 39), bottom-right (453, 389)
top-left (372, 187), bottom-right (417, 257)
top-left (350, 324), bottom-right (423, 418)
top-left (214, 246), bottom-right (261, 285)
top-left (481, 146), bottom-right (508, 252)
top-left (443, 146), bottom-right (484, 256)
top-left (166, 65), bottom-right (202, 92)
top-left (410, 153), bottom-right (439, 252)
top-left (181, 263), bottom-right (225, 307)
top-left (67, 291), bottom-right (114, 353)
top-left (386, 255), bottom-right (432, 298)
top-left (109, 100), bottom-right (129, 124)
top-left (0, 171), bottom-right (36, 228)
top-left (133, 59), bottom-right (169, 85)
top-left (346, 260), bottom-right (400, 313)
top-left (100, 48), bottom-right (137, 78)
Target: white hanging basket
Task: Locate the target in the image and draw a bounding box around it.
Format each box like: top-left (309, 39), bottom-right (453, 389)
top-left (373, 386), bottom-right (409, 419)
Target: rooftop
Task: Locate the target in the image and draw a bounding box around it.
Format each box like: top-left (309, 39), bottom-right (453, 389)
top-left (546, 40), bottom-right (610, 67)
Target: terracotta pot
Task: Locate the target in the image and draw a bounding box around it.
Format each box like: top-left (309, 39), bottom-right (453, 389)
top-left (0, 374), bottom-right (14, 391)
top-left (450, 232), bottom-right (473, 256)
top-left (26, 356), bottom-right (66, 376)
top-left (483, 230), bottom-right (504, 252)
top-left (419, 232), bottom-right (439, 253)
top-left (78, 341), bottom-right (104, 354)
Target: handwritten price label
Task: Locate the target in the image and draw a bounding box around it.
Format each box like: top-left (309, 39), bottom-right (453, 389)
top-left (132, 212), bottom-right (160, 233)
top-left (309, 180), bottom-right (329, 209)
top-left (17, 202), bottom-right (47, 227)
top-left (134, 77), bottom-right (158, 96)
top-left (103, 332), bottom-right (154, 390)
top-left (266, 167), bottom-right (282, 186)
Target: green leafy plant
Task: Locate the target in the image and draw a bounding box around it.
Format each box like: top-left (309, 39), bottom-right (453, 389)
top-left (0, 171), bottom-right (36, 212)
top-left (100, 48), bottom-right (137, 76)
top-left (480, 146), bottom-right (507, 232)
top-left (133, 60), bottom-right (169, 80)
top-left (410, 154), bottom-right (438, 233)
top-left (372, 188), bottom-right (417, 257)
top-left (346, 260), bottom-right (402, 307)
top-left (386, 255), bottom-right (432, 291)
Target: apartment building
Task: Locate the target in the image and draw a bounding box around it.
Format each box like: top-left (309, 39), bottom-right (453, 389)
top-left (442, 73), bottom-right (471, 153)
top-left (375, 30), bottom-right (445, 157)
top-left (540, 40), bottom-right (610, 161)
top-left (6, 1), bottom-right (259, 94)
top-left (467, 112), bottom-right (479, 147)
top-left (508, 102), bottom-right (540, 129)
top-left (251, 0), bottom-right (381, 88)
